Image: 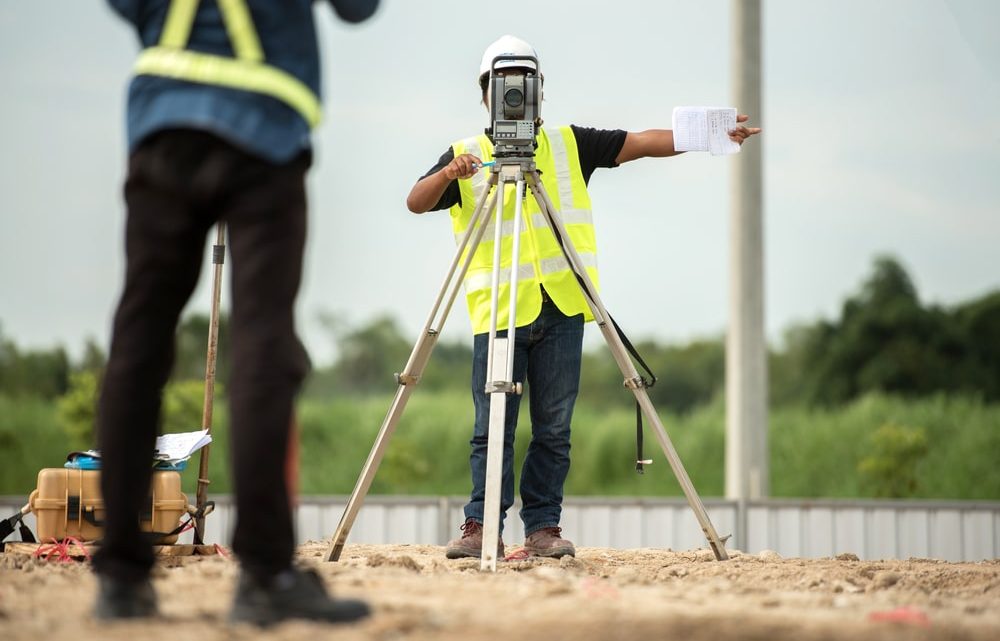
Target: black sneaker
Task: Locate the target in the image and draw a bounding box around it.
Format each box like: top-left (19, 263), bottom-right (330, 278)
top-left (229, 567), bottom-right (370, 626)
top-left (93, 575), bottom-right (159, 620)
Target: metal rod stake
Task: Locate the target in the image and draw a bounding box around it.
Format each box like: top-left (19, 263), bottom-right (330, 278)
top-left (195, 222), bottom-right (226, 544)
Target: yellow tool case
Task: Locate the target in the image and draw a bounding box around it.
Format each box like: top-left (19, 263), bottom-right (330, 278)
top-left (27, 468), bottom-right (189, 544)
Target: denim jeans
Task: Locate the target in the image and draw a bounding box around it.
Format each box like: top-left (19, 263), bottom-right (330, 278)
top-left (463, 298), bottom-right (584, 535)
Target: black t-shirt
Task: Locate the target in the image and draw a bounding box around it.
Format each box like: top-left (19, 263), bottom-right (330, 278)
top-left (418, 125), bottom-right (627, 211)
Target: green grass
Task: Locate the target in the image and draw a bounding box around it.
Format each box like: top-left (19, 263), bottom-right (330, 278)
top-left (297, 391), bottom-right (1000, 500)
top-left (2, 392), bottom-right (998, 500)
top-left (771, 393), bottom-right (1000, 499)
top-left (0, 396), bottom-right (66, 497)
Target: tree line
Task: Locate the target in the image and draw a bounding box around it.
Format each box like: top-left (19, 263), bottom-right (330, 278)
top-left (3, 255), bottom-right (999, 413)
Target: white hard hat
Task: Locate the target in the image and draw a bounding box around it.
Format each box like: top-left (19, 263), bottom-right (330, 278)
top-left (478, 35), bottom-right (538, 85)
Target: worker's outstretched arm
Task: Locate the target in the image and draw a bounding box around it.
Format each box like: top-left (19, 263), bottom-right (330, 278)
top-left (615, 114), bottom-right (761, 164)
top-left (407, 153), bottom-right (481, 213)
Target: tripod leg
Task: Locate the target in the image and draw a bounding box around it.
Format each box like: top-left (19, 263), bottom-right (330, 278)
top-left (528, 174), bottom-right (730, 561)
top-left (322, 360), bottom-right (426, 562)
top-left (480, 336), bottom-right (508, 570)
top-left (480, 175), bottom-right (527, 571)
top-left (323, 184), bottom-right (499, 562)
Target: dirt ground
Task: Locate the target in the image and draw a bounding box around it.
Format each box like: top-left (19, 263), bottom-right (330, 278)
top-left (1, 542), bottom-right (998, 641)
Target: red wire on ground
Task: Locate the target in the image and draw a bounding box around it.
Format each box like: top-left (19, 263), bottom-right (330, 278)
top-left (868, 606), bottom-right (931, 627)
top-left (32, 537), bottom-right (91, 563)
top-left (504, 548), bottom-right (530, 561)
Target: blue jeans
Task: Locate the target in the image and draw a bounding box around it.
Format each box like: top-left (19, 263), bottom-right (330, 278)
top-left (464, 299), bottom-right (584, 535)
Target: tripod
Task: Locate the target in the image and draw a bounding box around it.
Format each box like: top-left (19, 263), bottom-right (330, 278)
top-left (323, 155), bottom-right (730, 570)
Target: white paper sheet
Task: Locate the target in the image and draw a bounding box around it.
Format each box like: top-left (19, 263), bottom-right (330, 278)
top-left (153, 429), bottom-right (212, 462)
top-left (672, 106), bottom-right (741, 156)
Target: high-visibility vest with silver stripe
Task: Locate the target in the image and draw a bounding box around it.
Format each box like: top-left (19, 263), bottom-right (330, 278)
top-left (132, 0), bottom-right (322, 128)
top-left (451, 126), bottom-right (600, 335)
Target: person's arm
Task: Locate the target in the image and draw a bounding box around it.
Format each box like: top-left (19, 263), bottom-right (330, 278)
top-left (615, 114), bottom-right (761, 165)
top-left (407, 153), bottom-right (482, 214)
top-left (614, 129), bottom-right (681, 164)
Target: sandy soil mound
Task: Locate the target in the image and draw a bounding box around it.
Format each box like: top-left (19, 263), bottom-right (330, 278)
top-left (1, 542), bottom-right (997, 640)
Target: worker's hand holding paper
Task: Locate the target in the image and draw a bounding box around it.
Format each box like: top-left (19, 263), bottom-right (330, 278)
top-left (672, 106), bottom-right (741, 156)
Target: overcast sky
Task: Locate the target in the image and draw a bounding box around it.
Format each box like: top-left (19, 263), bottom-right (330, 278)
top-left (1, 0), bottom-right (998, 366)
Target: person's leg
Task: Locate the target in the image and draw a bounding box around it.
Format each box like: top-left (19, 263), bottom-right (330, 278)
top-left (518, 302), bottom-right (583, 544)
top-left (222, 149), bottom-right (312, 580)
top-left (449, 328), bottom-right (528, 557)
top-left (93, 131), bottom-right (218, 614)
top-left (221, 147), bottom-right (368, 625)
top-left (463, 329), bottom-right (528, 527)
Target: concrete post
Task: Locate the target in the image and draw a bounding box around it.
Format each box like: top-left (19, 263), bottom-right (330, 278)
top-left (726, 0), bottom-right (769, 509)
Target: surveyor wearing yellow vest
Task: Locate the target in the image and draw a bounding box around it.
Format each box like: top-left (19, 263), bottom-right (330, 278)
top-left (407, 35), bottom-right (760, 560)
top-left (94, 0), bottom-right (378, 625)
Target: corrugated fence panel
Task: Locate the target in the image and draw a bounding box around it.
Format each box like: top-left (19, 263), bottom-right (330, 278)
top-left (641, 503), bottom-right (676, 549)
top-left (706, 505), bottom-right (737, 552)
top-left (448, 502), bottom-right (466, 542)
top-left (776, 507), bottom-right (804, 557)
top-left (802, 507), bottom-right (835, 558)
top-left (868, 508), bottom-right (899, 560)
top-left (580, 505), bottom-right (614, 547)
top-left (2, 496), bottom-right (997, 561)
top-left (558, 504), bottom-right (582, 544)
top-left (296, 503), bottom-right (323, 543)
top-left (963, 511), bottom-right (994, 561)
top-left (995, 510), bottom-right (1000, 560)
top-left (672, 506), bottom-right (700, 551)
top-left (746, 505), bottom-right (770, 553)
top-left (929, 509), bottom-right (963, 562)
top-left (833, 507), bottom-right (866, 557)
top-left (611, 505), bottom-right (643, 548)
top-left (897, 510), bottom-right (930, 559)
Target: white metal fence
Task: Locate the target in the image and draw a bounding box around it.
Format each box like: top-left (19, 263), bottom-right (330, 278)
top-left (3, 495), bottom-right (998, 562)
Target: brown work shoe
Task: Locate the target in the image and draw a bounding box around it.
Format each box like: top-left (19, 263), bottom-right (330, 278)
top-left (445, 518), bottom-right (505, 559)
top-left (524, 526), bottom-right (575, 558)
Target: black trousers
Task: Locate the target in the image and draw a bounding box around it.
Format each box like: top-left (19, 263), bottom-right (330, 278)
top-left (93, 130), bottom-right (311, 582)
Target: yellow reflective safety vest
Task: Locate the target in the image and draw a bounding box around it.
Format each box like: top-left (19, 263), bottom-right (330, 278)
top-left (132, 0), bottom-right (322, 128)
top-left (451, 126), bottom-right (600, 335)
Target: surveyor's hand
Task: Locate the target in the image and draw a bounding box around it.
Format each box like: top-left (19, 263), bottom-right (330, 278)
top-left (729, 114), bottom-right (762, 145)
top-left (444, 153), bottom-right (483, 180)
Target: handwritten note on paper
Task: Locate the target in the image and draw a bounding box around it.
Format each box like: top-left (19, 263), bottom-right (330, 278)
top-left (153, 429), bottom-right (212, 462)
top-left (672, 106), bottom-right (741, 156)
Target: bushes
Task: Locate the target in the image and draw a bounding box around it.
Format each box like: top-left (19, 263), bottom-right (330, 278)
top-left (0, 396), bottom-right (65, 495)
top-left (295, 391), bottom-right (1000, 500)
top-left (858, 423), bottom-right (929, 498)
top-left (2, 391), bottom-right (997, 501)
top-left (770, 393), bottom-right (1000, 499)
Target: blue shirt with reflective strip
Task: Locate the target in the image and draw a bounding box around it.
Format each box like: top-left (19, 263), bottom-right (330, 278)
top-left (109, 0), bottom-right (377, 163)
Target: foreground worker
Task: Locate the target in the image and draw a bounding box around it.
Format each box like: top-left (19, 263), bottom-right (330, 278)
top-left (407, 35), bottom-right (760, 560)
top-left (94, 0), bottom-right (378, 625)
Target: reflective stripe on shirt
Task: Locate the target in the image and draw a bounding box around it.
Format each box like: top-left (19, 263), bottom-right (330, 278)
top-left (135, 0), bottom-right (321, 128)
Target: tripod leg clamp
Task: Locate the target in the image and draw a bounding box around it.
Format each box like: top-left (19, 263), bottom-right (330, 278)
top-left (396, 373), bottom-right (419, 385)
top-left (484, 381), bottom-right (522, 394)
top-left (623, 376), bottom-right (648, 390)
